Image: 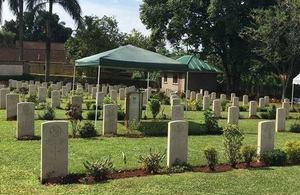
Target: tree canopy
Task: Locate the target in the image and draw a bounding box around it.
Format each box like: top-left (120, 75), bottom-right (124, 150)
top-left (140, 0), bottom-right (276, 93)
top-left (2, 11), bottom-right (72, 43)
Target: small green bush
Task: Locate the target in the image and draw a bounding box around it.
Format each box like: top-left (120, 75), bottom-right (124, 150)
top-left (260, 105), bottom-right (276, 119)
top-left (241, 145), bottom-right (257, 166)
top-left (149, 99), bottom-right (161, 119)
top-left (118, 109), bottom-right (125, 120)
top-left (138, 149), bottom-right (165, 174)
top-left (204, 111), bottom-right (223, 135)
top-left (79, 122), bottom-right (97, 138)
top-left (103, 96), bottom-right (114, 104)
top-left (290, 123), bottom-right (300, 133)
top-left (284, 141), bottom-right (300, 164)
top-left (239, 105), bottom-right (248, 112)
top-left (187, 100), bottom-right (202, 111)
top-left (26, 95), bottom-right (38, 105)
top-left (85, 101), bottom-right (93, 110)
top-left (83, 157), bottom-right (114, 181)
top-left (167, 160), bottom-right (192, 173)
top-left (66, 105), bottom-right (83, 138)
top-left (261, 149), bottom-right (287, 166)
top-left (221, 100), bottom-right (229, 111)
top-left (223, 125), bottom-right (244, 167)
top-left (47, 87), bottom-right (52, 98)
top-left (152, 92), bottom-right (169, 105)
top-left (38, 106), bottom-right (56, 120)
top-left (87, 110), bottom-right (100, 120)
top-left (203, 147), bottom-right (218, 171)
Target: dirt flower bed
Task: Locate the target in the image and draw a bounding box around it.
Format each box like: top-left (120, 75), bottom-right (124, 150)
top-left (42, 161), bottom-right (267, 185)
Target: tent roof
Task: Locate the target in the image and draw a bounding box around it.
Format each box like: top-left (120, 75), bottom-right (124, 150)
top-left (177, 55), bottom-right (221, 73)
top-left (75, 45), bottom-right (188, 71)
top-left (293, 73), bottom-right (300, 85)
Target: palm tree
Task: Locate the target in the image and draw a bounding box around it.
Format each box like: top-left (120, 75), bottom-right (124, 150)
top-left (0, 0), bottom-right (25, 68)
top-left (27, 0), bottom-right (82, 82)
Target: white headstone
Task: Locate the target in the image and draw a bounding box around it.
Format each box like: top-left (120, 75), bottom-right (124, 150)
top-left (275, 108), bottom-right (286, 132)
top-left (249, 101), bottom-right (257, 118)
top-left (228, 106), bottom-right (239, 125)
top-left (103, 104), bottom-right (118, 135)
top-left (38, 87), bottom-right (47, 102)
top-left (41, 121), bottom-right (68, 183)
top-left (6, 94), bottom-right (19, 120)
top-left (212, 99), bottom-right (221, 118)
top-left (242, 95), bottom-right (248, 106)
top-left (0, 88), bottom-right (10, 109)
top-left (51, 90), bottom-right (61, 108)
top-left (171, 105), bottom-right (184, 120)
top-left (17, 102), bottom-right (35, 139)
top-left (167, 120), bottom-right (188, 167)
top-left (203, 95), bottom-right (210, 110)
top-left (257, 121), bottom-right (275, 156)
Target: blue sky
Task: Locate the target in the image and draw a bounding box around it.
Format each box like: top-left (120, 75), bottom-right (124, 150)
top-left (1, 0), bottom-right (149, 35)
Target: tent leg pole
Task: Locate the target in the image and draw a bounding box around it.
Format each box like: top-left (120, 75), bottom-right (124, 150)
top-left (72, 65), bottom-right (76, 95)
top-left (147, 72), bottom-right (150, 100)
top-left (291, 84), bottom-right (294, 109)
top-left (95, 66), bottom-right (101, 128)
top-left (185, 71), bottom-right (189, 112)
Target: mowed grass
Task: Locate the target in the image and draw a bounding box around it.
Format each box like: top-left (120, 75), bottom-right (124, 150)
top-left (0, 97), bottom-right (300, 194)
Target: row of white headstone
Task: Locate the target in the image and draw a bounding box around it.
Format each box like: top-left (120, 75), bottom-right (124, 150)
top-left (39, 118), bottom-right (277, 182)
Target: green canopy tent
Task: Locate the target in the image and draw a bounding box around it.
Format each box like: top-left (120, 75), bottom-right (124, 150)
top-left (74, 45), bottom-right (188, 125)
top-left (176, 55), bottom-right (221, 111)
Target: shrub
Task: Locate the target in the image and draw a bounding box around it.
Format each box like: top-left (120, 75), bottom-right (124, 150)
top-left (47, 87), bottom-right (52, 98)
top-left (152, 92), bottom-right (169, 105)
top-left (85, 101), bottom-right (93, 110)
top-left (204, 111), bottom-right (223, 135)
top-left (91, 104), bottom-right (102, 110)
top-left (239, 105), bottom-right (248, 112)
top-left (260, 105), bottom-right (276, 119)
top-left (257, 107), bottom-right (267, 112)
top-left (128, 119), bottom-right (142, 132)
top-left (87, 110), bottom-right (100, 120)
top-left (103, 96), bottom-right (114, 104)
top-left (149, 99), bottom-right (161, 119)
top-left (19, 87), bottom-right (28, 95)
top-left (187, 100), bottom-right (202, 111)
top-left (83, 157), bottom-right (114, 181)
top-left (203, 147), bottom-right (218, 171)
top-left (26, 95), bottom-right (38, 105)
top-left (284, 141), bottom-right (300, 164)
top-left (66, 105), bottom-right (83, 138)
top-left (138, 149), bottom-right (165, 174)
top-left (290, 123), bottom-right (300, 133)
top-left (38, 106), bottom-right (55, 120)
top-left (261, 149), bottom-right (287, 166)
top-left (167, 160), bottom-right (192, 173)
top-left (241, 145), bottom-right (257, 166)
top-left (79, 122), bottom-right (97, 138)
top-left (221, 100), bottom-right (229, 111)
top-left (118, 110), bottom-right (125, 120)
top-left (223, 125), bottom-right (244, 167)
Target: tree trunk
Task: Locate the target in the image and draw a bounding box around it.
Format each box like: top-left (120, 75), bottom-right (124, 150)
top-left (281, 78), bottom-right (287, 100)
top-left (18, 0), bottom-right (25, 71)
top-left (45, 1), bottom-right (53, 82)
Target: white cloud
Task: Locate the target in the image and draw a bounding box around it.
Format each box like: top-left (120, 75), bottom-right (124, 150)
top-left (1, 0), bottom-right (150, 35)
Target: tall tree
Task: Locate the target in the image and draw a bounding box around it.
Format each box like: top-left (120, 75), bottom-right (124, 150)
top-left (0, 0), bottom-right (25, 67)
top-left (3, 11), bottom-right (72, 43)
top-left (27, 0), bottom-right (82, 81)
top-left (241, 0), bottom-right (300, 99)
top-left (65, 16), bottom-right (124, 64)
top-left (140, 0), bottom-right (275, 93)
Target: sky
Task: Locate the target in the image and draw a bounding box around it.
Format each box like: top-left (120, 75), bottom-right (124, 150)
top-left (1, 0), bottom-right (149, 35)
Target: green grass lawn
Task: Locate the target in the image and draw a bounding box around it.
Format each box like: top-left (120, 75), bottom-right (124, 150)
top-left (0, 97), bottom-right (300, 194)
